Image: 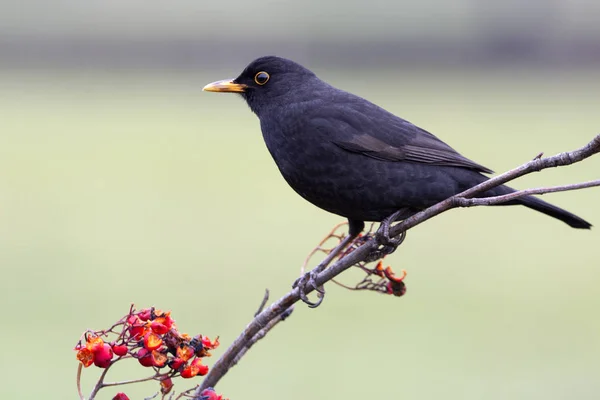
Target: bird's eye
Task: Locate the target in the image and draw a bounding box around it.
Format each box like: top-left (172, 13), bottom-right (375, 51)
top-left (254, 71), bottom-right (270, 85)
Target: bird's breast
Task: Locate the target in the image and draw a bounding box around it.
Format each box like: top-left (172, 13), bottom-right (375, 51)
top-left (258, 115), bottom-right (391, 219)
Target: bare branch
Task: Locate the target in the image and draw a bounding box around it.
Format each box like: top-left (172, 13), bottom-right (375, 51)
top-left (197, 134), bottom-right (600, 394)
top-left (455, 179), bottom-right (600, 207)
top-left (88, 363), bottom-right (111, 400)
top-left (232, 305), bottom-right (294, 366)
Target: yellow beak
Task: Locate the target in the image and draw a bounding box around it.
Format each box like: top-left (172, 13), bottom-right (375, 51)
top-left (202, 79), bottom-right (248, 93)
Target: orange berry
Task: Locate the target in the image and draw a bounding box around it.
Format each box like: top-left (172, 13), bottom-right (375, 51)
top-left (151, 350), bottom-right (167, 367)
top-left (176, 345), bottom-right (194, 362)
top-left (85, 335), bottom-right (104, 353)
top-left (143, 332), bottom-right (163, 351)
top-left (76, 348), bottom-right (94, 368)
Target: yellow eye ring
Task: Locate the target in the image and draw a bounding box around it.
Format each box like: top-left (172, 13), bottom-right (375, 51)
top-left (254, 71), bottom-right (270, 85)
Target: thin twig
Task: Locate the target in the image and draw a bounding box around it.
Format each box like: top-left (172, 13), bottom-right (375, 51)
top-left (300, 221), bottom-right (348, 274)
top-left (454, 179), bottom-right (600, 207)
top-left (88, 363), bottom-right (111, 400)
top-left (255, 289), bottom-right (270, 317)
top-left (101, 374), bottom-right (160, 387)
top-left (176, 386), bottom-right (200, 399)
top-left (77, 364), bottom-right (85, 400)
top-left (197, 133), bottom-right (600, 394)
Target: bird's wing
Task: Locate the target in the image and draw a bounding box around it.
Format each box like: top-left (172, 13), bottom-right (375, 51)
top-left (309, 101), bottom-right (493, 174)
top-left (334, 131), bottom-right (493, 173)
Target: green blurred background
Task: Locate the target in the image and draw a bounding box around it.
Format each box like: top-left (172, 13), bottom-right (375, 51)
top-left (1, 1), bottom-right (599, 399)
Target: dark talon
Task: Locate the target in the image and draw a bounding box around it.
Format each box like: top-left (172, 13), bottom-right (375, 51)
top-left (376, 210), bottom-right (403, 245)
top-left (295, 220), bottom-right (364, 308)
top-left (307, 293), bottom-right (324, 308)
top-left (375, 209), bottom-right (411, 248)
top-left (295, 271), bottom-right (326, 308)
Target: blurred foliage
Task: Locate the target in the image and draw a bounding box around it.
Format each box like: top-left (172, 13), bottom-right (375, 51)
top-left (1, 67), bottom-right (599, 400)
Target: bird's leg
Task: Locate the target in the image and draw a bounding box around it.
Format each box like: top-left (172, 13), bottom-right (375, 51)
top-left (294, 219), bottom-right (364, 308)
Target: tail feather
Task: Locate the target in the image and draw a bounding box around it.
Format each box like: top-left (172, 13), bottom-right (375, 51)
top-left (517, 195), bottom-right (592, 229)
top-left (453, 169), bottom-right (592, 229)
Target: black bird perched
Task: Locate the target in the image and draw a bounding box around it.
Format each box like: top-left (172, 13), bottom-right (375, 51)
top-left (204, 56), bottom-right (591, 300)
top-left (204, 56), bottom-right (590, 230)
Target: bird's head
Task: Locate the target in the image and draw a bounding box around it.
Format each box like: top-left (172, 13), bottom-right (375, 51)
top-left (203, 56), bottom-right (320, 115)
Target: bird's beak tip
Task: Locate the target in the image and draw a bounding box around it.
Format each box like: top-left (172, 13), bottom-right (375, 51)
top-left (203, 79), bottom-right (247, 93)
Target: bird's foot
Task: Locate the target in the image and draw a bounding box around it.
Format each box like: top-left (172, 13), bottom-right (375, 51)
top-left (294, 219), bottom-right (364, 308)
top-left (366, 210), bottom-right (410, 261)
top-left (293, 269), bottom-right (325, 308)
top-left (376, 209), bottom-right (407, 246)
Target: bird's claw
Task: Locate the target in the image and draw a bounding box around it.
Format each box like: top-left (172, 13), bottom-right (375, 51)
top-left (293, 271), bottom-right (325, 308)
top-left (368, 210), bottom-right (409, 260)
top-left (376, 210), bottom-right (405, 246)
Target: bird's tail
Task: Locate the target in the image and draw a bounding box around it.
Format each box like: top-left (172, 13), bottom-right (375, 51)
top-left (480, 182), bottom-right (592, 229)
top-left (516, 195), bottom-right (592, 229)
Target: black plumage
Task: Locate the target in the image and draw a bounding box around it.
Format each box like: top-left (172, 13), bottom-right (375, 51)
top-left (204, 56), bottom-right (591, 232)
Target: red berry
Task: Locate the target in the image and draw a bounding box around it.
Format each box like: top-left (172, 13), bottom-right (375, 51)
top-left (180, 365), bottom-right (197, 378)
top-left (160, 377), bottom-right (173, 394)
top-left (198, 364), bottom-right (209, 376)
top-left (129, 326), bottom-right (145, 340)
top-left (201, 336), bottom-right (220, 349)
top-left (199, 388), bottom-right (223, 400)
top-left (150, 321), bottom-right (169, 335)
top-left (93, 344), bottom-right (114, 368)
top-left (190, 358), bottom-right (209, 376)
top-left (161, 315), bottom-right (174, 330)
top-left (169, 357), bottom-right (185, 371)
top-left (138, 308), bottom-right (152, 321)
top-left (113, 393), bottom-right (130, 400)
top-left (137, 348), bottom-right (154, 367)
top-left (127, 315), bottom-right (146, 339)
top-left (112, 344), bottom-right (128, 357)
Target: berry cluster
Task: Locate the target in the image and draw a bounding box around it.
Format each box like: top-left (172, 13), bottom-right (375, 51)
top-left (112, 387), bottom-right (225, 400)
top-left (75, 305), bottom-right (222, 398)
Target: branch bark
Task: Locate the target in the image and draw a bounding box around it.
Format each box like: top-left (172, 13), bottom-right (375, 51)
top-left (196, 133), bottom-right (600, 395)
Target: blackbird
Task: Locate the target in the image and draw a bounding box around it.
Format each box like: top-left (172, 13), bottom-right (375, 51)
top-left (204, 56), bottom-right (591, 237)
top-left (205, 56), bottom-right (592, 306)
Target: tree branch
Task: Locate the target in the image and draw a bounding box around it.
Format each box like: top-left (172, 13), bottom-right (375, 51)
top-left (455, 179), bottom-right (600, 207)
top-left (196, 133), bottom-right (600, 395)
